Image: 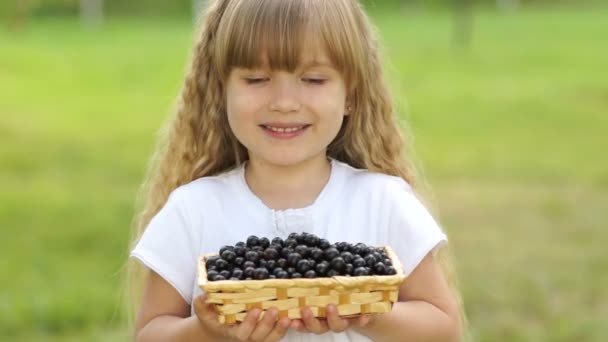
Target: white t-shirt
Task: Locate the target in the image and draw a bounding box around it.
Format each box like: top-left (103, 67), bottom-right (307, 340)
top-left (131, 158), bottom-right (447, 341)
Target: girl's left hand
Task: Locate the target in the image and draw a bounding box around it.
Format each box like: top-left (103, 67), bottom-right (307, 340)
top-left (290, 304), bottom-right (373, 334)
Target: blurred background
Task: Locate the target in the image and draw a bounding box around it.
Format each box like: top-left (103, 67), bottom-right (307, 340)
top-left (1, 0), bottom-right (606, 341)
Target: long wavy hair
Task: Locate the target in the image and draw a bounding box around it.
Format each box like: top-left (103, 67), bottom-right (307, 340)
top-left (126, 0), bottom-right (466, 335)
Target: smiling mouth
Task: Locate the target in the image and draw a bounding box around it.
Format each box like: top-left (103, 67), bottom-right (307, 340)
top-left (260, 125), bottom-right (310, 133)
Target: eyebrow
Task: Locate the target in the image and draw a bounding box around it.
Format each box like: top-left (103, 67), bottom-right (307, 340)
top-left (301, 59), bottom-right (335, 69)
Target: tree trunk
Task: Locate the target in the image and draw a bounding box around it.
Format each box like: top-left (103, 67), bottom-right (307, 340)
top-left (497, 0), bottom-right (519, 12)
top-left (8, 0), bottom-right (30, 31)
top-left (80, 0), bottom-right (103, 27)
top-left (452, 0), bottom-right (473, 48)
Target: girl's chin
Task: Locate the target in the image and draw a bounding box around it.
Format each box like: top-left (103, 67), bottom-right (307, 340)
top-left (250, 153), bottom-right (324, 168)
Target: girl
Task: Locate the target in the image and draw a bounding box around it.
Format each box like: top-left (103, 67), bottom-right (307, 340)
top-left (129, 0), bottom-right (464, 341)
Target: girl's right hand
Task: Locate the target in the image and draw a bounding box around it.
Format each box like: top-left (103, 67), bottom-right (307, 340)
top-left (193, 294), bottom-right (291, 342)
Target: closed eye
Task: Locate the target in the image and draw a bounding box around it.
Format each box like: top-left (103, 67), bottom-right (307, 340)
top-left (303, 78), bottom-right (327, 85)
top-left (245, 78), bottom-right (269, 85)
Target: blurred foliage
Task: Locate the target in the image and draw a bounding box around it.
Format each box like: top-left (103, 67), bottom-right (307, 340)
top-left (1, 0), bottom-right (607, 19)
top-left (1, 2), bottom-right (607, 342)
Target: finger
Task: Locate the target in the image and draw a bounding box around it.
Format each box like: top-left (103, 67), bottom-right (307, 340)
top-left (263, 317), bottom-right (291, 342)
top-left (193, 294), bottom-right (217, 322)
top-left (301, 307), bottom-right (329, 334)
top-left (249, 308), bottom-right (279, 341)
top-left (357, 314), bottom-right (371, 327)
top-left (326, 304), bottom-right (349, 333)
top-left (233, 308), bottom-right (261, 341)
top-left (289, 320), bottom-right (308, 333)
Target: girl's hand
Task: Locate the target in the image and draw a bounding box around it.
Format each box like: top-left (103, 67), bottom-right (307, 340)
top-left (290, 304), bottom-right (373, 334)
top-left (193, 294), bottom-right (291, 342)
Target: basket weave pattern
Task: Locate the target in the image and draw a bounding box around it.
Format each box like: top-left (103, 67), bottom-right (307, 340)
top-left (198, 246), bottom-right (406, 324)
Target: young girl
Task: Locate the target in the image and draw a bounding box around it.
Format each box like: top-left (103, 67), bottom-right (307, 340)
top-left (129, 0), bottom-right (463, 341)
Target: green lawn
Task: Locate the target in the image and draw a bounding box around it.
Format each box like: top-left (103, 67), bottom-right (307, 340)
top-left (1, 5), bottom-right (607, 341)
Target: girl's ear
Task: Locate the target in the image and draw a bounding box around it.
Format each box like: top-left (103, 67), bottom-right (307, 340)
top-left (345, 102), bottom-right (352, 116)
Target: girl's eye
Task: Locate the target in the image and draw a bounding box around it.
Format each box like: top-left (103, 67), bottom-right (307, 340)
top-left (303, 78), bottom-right (326, 85)
top-left (245, 78), bottom-right (269, 84)
top-left (303, 78), bottom-right (326, 84)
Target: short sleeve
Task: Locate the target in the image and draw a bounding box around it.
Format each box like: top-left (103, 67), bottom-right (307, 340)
top-left (386, 179), bottom-right (447, 276)
top-left (130, 188), bottom-right (198, 304)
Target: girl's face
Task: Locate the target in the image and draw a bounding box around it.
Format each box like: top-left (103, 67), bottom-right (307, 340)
top-left (225, 50), bottom-right (348, 168)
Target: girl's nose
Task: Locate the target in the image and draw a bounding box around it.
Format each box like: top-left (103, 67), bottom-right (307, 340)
top-left (268, 76), bottom-right (301, 114)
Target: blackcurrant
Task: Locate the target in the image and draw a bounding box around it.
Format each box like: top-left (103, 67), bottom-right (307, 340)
top-left (296, 259), bottom-right (311, 273)
top-left (340, 251), bottom-right (354, 264)
top-left (243, 260), bottom-right (256, 269)
top-left (353, 267), bottom-right (369, 276)
top-left (373, 262), bottom-right (386, 275)
top-left (295, 245), bottom-right (309, 258)
top-left (344, 263), bottom-right (354, 275)
top-left (318, 239), bottom-right (331, 250)
top-left (315, 261), bottom-right (329, 276)
top-left (304, 270), bottom-right (317, 278)
top-left (353, 257), bottom-right (366, 268)
top-left (364, 254), bottom-right (377, 267)
top-left (244, 267), bottom-right (255, 278)
top-left (271, 237), bottom-right (284, 246)
top-left (215, 258), bottom-right (228, 271)
top-left (287, 253), bottom-right (302, 267)
top-left (324, 247), bottom-right (339, 261)
top-left (266, 259), bottom-right (277, 271)
top-left (331, 257), bottom-right (346, 271)
top-left (310, 248), bottom-right (324, 261)
top-left (232, 268), bottom-right (244, 280)
top-left (221, 250), bottom-right (236, 263)
top-left (234, 245), bottom-right (246, 257)
top-left (276, 270), bottom-right (289, 279)
top-left (246, 235), bottom-right (260, 247)
top-left (206, 256), bottom-right (220, 269)
top-left (219, 245), bottom-right (234, 255)
top-left (234, 256), bottom-right (244, 267)
top-left (336, 242), bottom-right (350, 252)
top-left (264, 247), bottom-right (279, 260)
top-left (207, 270), bottom-right (218, 280)
top-left (259, 237), bottom-right (270, 249)
top-left (284, 238), bottom-right (298, 249)
top-left (276, 258), bottom-right (288, 269)
top-left (253, 267), bottom-right (269, 280)
top-left (245, 251), bottom-right (259, 263)
top-left (326, 269), bottom-right (340, 277)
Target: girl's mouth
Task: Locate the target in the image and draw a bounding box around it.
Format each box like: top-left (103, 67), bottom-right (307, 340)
top-left (260, 124), bottom-right (310, 139)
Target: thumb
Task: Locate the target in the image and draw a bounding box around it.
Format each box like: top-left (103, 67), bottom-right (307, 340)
top-left (193, 294), bottom-right (218, 322)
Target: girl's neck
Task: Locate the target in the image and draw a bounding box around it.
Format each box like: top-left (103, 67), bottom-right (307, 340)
top-left (244, 156), bottom-right (331, 210)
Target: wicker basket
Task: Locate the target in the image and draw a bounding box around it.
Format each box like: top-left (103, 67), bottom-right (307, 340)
top-left (198, 246), bottom-right (406, 324)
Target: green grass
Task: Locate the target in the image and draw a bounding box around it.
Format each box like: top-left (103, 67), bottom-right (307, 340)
top-left (1, 5), bottom-right (607, 341)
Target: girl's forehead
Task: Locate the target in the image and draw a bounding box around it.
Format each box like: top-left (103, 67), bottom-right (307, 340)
top-left (248, 46), bottom-right (335, 70)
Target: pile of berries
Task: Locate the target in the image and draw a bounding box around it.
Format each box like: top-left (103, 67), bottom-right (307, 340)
top-left (206, 232), bottom-right (397, 281)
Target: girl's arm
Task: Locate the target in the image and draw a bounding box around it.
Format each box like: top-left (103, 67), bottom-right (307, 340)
top-left (292, 251), bottom-right (462, 341)
top-left (134, 271), bottom-right (221, 341)
top-left (135, 270), bottom-right (291, 342)
top-left (351, 251), bottom-right (462, 342)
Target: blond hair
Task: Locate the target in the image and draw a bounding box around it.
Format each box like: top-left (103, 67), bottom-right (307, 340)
top-left (126, 0), bottom-right (465, 335)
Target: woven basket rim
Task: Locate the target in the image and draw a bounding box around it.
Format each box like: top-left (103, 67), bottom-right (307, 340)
top-left (199, 245), bottom-right (406, 292)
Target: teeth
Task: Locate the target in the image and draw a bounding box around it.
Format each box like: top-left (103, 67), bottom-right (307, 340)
top-left (266, 126), bottom-right (305, 133)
